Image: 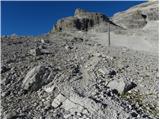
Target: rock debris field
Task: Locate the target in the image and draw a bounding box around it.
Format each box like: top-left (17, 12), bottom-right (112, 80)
top-left (0, 1), bottom-right (159, 119)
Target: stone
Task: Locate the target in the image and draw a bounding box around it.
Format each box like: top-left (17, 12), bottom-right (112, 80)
top-left (43, 100), bottom-right (51, 110)
top-left (40, 49), bottom-right (50, 54)
top-left (108, 70), bottom-right (116, 77)
top-left (3, 112), bottom-right (17, 119)
top-left (65, 45), bottom-right (73, 50)
top-left (52, 94), bottom-right (66, 108)
top-left (1, 65), bottom-right (11, 73)
top-left (107, 78), bottom-right (137, 94)
top-left (108, 79), bottom-right (126, 94)
top-left (41, 39), bottom-right (49, 44)
top-left (62, 99), bottom-right (83, 114)
top-left (29, 48), bottom-right (42, 56)
top-left (39, 45), bottom-right (47, 49)
top-left (130, 111), bottom-right (138, 117)
top-left (43, 84), bottom-right (56, 93)
top-left (124, 82), bottom-right (137, 93)
top-left (21, 65), bottom-right (52, 91)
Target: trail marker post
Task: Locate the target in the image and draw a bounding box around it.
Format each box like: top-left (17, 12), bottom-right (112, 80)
top-left (108, 22), bottom-right (111, 47)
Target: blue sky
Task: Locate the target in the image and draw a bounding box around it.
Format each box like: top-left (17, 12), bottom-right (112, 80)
top-left (1, 1), bottom-right (146, 36)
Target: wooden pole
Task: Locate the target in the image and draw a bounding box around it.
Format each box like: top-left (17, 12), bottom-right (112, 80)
top-left (108, 22), bottom-right (110, 47)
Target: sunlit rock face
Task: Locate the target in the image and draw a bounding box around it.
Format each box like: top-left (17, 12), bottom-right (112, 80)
top-left (112, 1), bottom-right (159, 29)
top-left (52, 8), bottom-right (110, 32)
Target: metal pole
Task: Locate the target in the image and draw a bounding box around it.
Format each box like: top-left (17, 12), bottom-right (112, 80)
top-left (108, 22), bottom-right (110, 47)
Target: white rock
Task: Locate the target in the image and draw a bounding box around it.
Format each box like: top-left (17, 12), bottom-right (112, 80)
top-left (29, 48), bottom-right (42, 56)
top-left (107, 78), bottom-right (137, 94)
top-left (107, 78), bottom-right (126, 94)
top-left (51, 94), bottom-right (66, 108)
top-left (41, 39), bottom-right (45, 43)
top-left (41, 39), bottom-right (49, 44)
top-left (43, 84), bottom-right (55, 93)
top-left (40, 49), bottom-right (50, 54)
top-left (62, 99), bottom-right (83, 113)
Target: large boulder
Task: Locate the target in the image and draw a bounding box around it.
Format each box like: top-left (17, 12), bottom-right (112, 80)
top-left (22, 65), bottom-right (53, 91)
top-left (107, 78), bottom-right (137, 94)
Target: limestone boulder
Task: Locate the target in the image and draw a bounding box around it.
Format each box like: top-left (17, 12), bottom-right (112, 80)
top-left (22, 65), bottom-right (53, 91)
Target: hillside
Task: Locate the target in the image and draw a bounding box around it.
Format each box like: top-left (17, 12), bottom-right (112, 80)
top-left (1, 1), bottom-right (159, 119)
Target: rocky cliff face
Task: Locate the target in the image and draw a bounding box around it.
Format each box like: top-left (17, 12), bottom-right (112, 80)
top-left (53, 8), bottom-right (113, 32)
top-left (52, 1), bottom-right (158, 32)
top-left (112, 1), bottom-right (159, 29)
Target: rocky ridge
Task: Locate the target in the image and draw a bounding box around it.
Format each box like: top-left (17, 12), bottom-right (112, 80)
top-left (52, 8), bottom-right (121, 32)
top-left (112, 1), bottom-right (158, 29)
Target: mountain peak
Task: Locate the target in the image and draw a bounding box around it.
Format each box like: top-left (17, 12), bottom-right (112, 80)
top-left (74, 8), bottom-right (88, 17)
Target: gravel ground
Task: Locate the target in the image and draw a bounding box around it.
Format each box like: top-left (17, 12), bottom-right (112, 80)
top-left (0, 31), bottom-right (159, 119)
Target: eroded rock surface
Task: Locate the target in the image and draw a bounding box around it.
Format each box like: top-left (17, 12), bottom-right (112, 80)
top-left (52, 8), bottom-right (120, 32)
top-left (112, 1), bottom-right (158, 29)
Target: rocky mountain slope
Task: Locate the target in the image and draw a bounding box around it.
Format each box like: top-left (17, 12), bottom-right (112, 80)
top-left (1, 1), bottom-right (159, 119)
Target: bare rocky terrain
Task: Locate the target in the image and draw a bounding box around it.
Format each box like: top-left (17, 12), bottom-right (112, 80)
top-left (0, 1), bottom-right (159, 119)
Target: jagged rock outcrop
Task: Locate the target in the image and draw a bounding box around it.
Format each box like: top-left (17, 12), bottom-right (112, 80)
top-left (22, 65), bottom-right (53, 91)
top-left (52, 8), bottom-right (113, 32)
top-left (112, 1), bottom-right (159, 29)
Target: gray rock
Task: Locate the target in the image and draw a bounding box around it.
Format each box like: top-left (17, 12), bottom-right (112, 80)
top-left (21, 65), bottom-right (53, 91)
top-left (29, 48), bottom-right (42, 56)
top-left (124, 82), bottom-right (137, 93)
top-left (41, 39), bottom-right (49, 44)
top-left (107, 78), bottom-right (137, 94)
top-left (107, 78), bottom-right (126, 94)
top-left (130, 111), bottom-right (138, 117)
top-left (3, 112), bottom-right (17, 119)
top-left (52, 94), bottom-right (66, 108)
top-left (1, 65), bottom-right (11, 73)
top-left (108, 70), bottom-right (117, 77)
top-left (40, 49), bottom-right (51, 54)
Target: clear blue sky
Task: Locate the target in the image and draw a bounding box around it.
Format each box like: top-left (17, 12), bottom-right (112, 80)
top-left (1, 1), bottom-right (146, 36)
